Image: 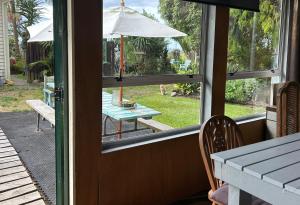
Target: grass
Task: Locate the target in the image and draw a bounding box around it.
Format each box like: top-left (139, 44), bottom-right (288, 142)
top-left (225, 103), bottom-right (265, 119)
top-left (104, 85), bottom-right (265, 128)
top-left (16, 74), bottom-right (27, 81)
top-left (0, 82), bottom-right (264, 127)
top-left (0, 85), bottom-right (43, 112)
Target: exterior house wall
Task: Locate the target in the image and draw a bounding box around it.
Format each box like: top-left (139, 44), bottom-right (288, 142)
top-left (0, 0), bottom-right (10, 81)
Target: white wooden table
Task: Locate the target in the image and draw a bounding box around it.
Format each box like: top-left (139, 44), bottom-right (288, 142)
top-left (211, 133), bottom-right (300, 205)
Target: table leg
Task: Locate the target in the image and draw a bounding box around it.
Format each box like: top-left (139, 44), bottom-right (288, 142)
top-left (134, 119), bottom-right (138, 130)
top-left (36, 113), bottom-right (41, 132)
top-left (117, 121), bottom-right (122, 139)
top-left (228, 184), bottom-right (252, 205)
top-left (103, 116), bottom-right (109, 136)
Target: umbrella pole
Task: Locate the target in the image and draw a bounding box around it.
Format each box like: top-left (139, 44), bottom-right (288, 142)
top-left (119, 0), bottom-right (125, 106)
top-left (117, 34), bottom-right (125, 139)
top-left (119, 35), bottom-right (124, 106)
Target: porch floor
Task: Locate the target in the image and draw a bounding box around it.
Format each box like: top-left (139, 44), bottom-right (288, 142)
top-left (0, 128), bottom-right (46, 204)
top-left (0, 111), bottom-right (211, 205)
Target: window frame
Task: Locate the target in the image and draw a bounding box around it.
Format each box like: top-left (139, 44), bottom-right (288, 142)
top-left (102, 74), bottom-right (204, 88)
top-left (101, 4), bottom-right (205, 137)
top-left (226, 0), bottom-right (288, 82)
top-left (101, 0), bottom-right (289, 148)
top-left (224, 0), bottom-right (289, 120)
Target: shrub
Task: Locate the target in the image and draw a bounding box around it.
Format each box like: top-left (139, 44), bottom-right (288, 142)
top-left (225, 79), bottom-right (258, 104)
top-left (174, 69), bottom-right (201, 95)
top-left (27, 60), bottom-right (51, 82)
top-left (10, 59), bottom-right (26, 74)
top-left (174, 82), bottom-right (201, 95)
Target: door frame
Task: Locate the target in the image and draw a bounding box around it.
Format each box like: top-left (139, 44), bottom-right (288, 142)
top-left (67, 0), bottom-right (101, 204)
top-left (53, 0), bottom-right (69, 204)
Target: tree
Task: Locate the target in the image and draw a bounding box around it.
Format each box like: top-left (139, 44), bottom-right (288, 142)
top-left (228, 0), bottom-right (281, 72)
top-left (123, 10), bottom-right (170, 75)
top-left (16, 0), bottom-right (43, 57)
top-left (159, 0), bottom-right (202, 64)
top-left (159, 0), bottom-right (281, 72)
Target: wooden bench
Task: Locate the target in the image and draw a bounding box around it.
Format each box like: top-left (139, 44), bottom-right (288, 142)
top-left (26, 100), bottom-right (55, 131)
top-left (137, 118), bottom-right (173, 132)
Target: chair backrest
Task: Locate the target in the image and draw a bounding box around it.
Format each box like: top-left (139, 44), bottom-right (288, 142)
top-left (199, 115), bottom-right (244, 191)
top-left (277, 81), bottom-right (300, 137)
top-left (270, 83), bottom-right (284, 106)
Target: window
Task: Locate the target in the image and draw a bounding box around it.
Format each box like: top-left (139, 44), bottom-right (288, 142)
top-left (102, 0), bottom-right (203, 142)
top-left (101, 0), bottom-right (288, 145)
top-left (225, 0), bottom-right (284, 119)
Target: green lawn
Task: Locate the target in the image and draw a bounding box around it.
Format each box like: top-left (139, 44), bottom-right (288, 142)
top-left (0, 85), bottom-right (43, 112)
top-left (0, 83), bottom-right (264, 127)
top-left (104, 85), bottom-right (265, 128)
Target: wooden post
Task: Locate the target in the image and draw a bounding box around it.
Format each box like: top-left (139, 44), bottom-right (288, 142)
top-left (201, 6), bottom-right (229, 121)
top-left (71, 0), bottom-right (101, 204)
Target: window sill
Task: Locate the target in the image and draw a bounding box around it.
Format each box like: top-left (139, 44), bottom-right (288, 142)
top-left (102, 114), bottom-right (266, 154)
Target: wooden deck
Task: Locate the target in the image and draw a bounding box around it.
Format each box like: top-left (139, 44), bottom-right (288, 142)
top-left (0, 128), bottom-right (46, 205)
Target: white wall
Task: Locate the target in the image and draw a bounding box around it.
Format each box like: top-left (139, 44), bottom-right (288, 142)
top-left (0, 0), bottom-right (10, 81)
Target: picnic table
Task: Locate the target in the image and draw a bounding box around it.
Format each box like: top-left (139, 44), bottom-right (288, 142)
top-left (211, 133), bottom-right (300, 205)
top-left (44, 83), bottom-right (162, 137)
top-left (44, 82), bottom-right (55, 107)
top-left (102, 92), bottom-right (161, 137)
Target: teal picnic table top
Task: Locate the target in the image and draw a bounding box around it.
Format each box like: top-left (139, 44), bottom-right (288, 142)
top-left (47, 83), bottom-right (55, 89)
top-left (102, 92), bottom-right (161, 121)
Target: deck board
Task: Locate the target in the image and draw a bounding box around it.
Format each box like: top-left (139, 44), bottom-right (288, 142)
top-left (0, 191), bottom-right (42, 205)
top-left (0, 184), bottom-right (37, 201)
top-left (0, 129), bottom-right (46, 205)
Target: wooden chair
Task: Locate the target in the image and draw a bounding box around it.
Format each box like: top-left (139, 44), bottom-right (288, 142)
top-left (277, 81), bottom-right (300, 137)
top-left (199, 115), bottom-right (270, 205)
top-left (199, 115), bottom-right (244, 205)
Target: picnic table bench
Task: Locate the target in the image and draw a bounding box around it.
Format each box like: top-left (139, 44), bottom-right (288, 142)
top-left (102, 92), bottom-right (164, 137)
top-left (137, 118), bottom-right (173, 132)
top-left (26, 100), bottom-right (55, 131)
top-left (27, 92), bottom-right (172, 136)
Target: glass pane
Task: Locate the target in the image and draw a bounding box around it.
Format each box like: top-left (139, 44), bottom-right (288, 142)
top-left (227, 0), bottom-right (282, 73)
top-left (102, 83), bottom-right (201, 142)
top-left (102, 0), bottom-right (202, 77)
top-left (225, 78), bottom-right (271, 119)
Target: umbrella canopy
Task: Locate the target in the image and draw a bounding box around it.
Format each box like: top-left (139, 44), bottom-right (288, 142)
top-left (28, 7), bottom-right (186, 42)
top-left (103, 7), bottom-right (186, 38)
top-left (27, 20), bottom-right (53, 43)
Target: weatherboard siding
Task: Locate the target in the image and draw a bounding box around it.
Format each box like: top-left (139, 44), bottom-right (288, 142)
top-left (0, 1), bottom-right (4, 79)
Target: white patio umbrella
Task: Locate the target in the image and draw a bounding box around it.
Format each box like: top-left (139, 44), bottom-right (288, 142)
top-left (103, 0), bottom-right (186, 104)
top-left (27, 0), bottom-right (187, 103)
top-left (28, 5), bottom-right (186, 42)
top-left (103, 7), bottom-right (186, 38)
top-left (27, 20), bottom-right (53, 43)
